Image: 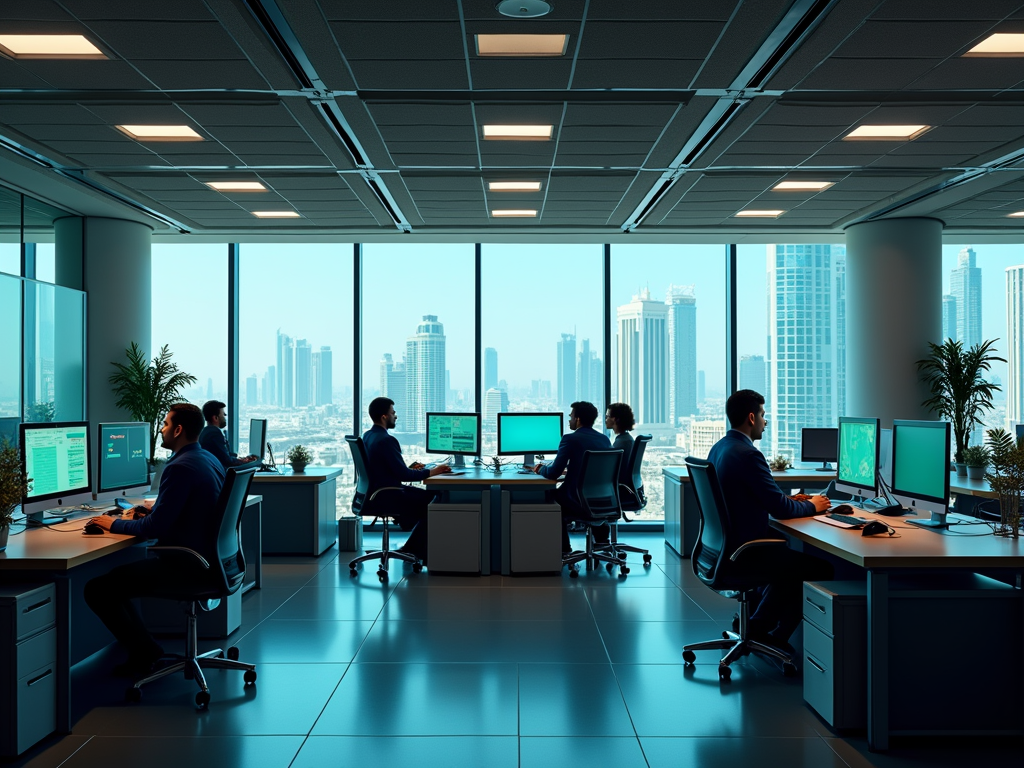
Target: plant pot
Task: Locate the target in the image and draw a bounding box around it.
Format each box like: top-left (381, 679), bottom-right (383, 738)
top-left (966, 465), bottom-right (987, 480)
top-left (290, 462), bottom-right (307, 474)
top-left (0, 523), bottom-right (9, 552)
top-left (954, 462), bottom-right (968, 477)
top-left (997, 491), bottom-right (1022, 538)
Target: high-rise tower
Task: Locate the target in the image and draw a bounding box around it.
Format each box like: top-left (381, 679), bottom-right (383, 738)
top-left (557, 333), bottom-right (576, 410)
top-left (405, 315), bottom-right (446, 433)
top-left (951, 246), bottom-right (982, 348)
top-left (666, 284), bottom-right (697, 424)
top-left (616, 288), bottom-right (669, 425)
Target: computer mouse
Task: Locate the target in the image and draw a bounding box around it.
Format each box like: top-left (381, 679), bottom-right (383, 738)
top-left (861, 520), bottom-right (890, 537)
top-left (831, 503), bottom-right (854, 515)
top-left (83, 521), bottom-right (104, 535)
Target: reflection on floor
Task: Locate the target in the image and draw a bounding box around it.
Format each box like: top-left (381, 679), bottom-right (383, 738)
top-left (12, 533), bottom-right (1023, 768)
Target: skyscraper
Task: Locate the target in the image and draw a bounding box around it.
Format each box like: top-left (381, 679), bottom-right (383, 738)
top-left (666, 284), bottom-right (697, 423)
top-left (316, 346), bottom-right (333, 406)
top-left (276, 330), bottom-right (293, 408)
top-left (951, 246), bottom-right (982, 348)
top-left (556, 333), bottom-right (576, 409)
top-left (1006, 266), bottom-right (1024, 430)
top-left (942, 294), bottom-right (957, 342)
top-left (264, 365), bottom-right (276, 406)
top-left (483, 387), bottom-right (510, 425)
top-left (246, 374), bottom-right (258, 406)
top-left (577, 338), bottom-right (592, 403)
top-left (484, 347), bottom-right (498, 392)
top-left (405, 315), bottom-right (446, 433)
top-left (294, 339), bottom-right (312, 407)
top-left (739, 355), bottom-right (766, 394)
top-left (766, 245), bottom-right (835, 459)
top-left (616, 288), bottom-right (669, 425)
top-left (379, 353), bottom-right (407, 429)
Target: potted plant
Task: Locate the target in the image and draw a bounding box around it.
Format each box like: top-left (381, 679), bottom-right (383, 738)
top-left (917, 339), bottom-right (1004, 476)
top-left (961, 445), bottom-right (990, 481)
top-left (768, 454), bottom-right (792, 472)
top-left (109, 342), bottom-right (197, 485)
top-left (984, 428), bottom-right (1023, 537)
top-left (0, 442), bottom-right (31, 552)
top-left (287, 445), bottom-right (313, 473)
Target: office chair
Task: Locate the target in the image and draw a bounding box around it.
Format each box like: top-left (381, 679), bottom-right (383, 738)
top-left (125, 467), bottom-right (258, 709)
top-left (680, 457), bottom-right (797, 680)
top-left (596, 434), bottom-right (653, 566)
top-left (345, 435), bottom-right (423, 582)
top-left (562, 449), bottom-right (629, 578)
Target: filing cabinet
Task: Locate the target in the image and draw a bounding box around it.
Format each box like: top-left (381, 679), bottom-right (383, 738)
top-left (0, 583), bottom-right (57, 757)
top-left (802, 581), bottom-right (866, 730)
top-left (509, 504), bottom-right (562, 574)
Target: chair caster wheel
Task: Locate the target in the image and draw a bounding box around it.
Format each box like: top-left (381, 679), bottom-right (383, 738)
top-left (196, 690), bottom-right (211, 709)
top-left (412, 562), bottom-right (423, 573)
top-left (642, 554), bottom-right (652, 565)
top-left (783, 662), bottom-right (798, 678)
top-left (619, 566), bottom-right (629, 577)
top-left (569, 568), bottom-right (579, 579)
top-left (606, 562), bottom-right (613, 572)
top-left (682, 650), bottom-right (696, 665)
top-left (125, 686), bottom-right (141, 703)
top-left (348, 561), bottom-right (358, 570)
top-left (377, 568), bottom-right (388, 582)
top-left (349, 568), bottom-right (358, 577)
top-left (227, 646), bottom-right (239, 661)
top-left (718, 665), bottom-right (732, 681)
top-left (244, 669), bottom-right (257, 685)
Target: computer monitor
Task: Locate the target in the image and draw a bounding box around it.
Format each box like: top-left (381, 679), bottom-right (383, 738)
top-left (497, 412), bottom-right (564, 465)
top-left (248, 419), bottom-right (267, 461)
top-left (425, 412), bottom-right (481, 467)
top-left (96, 422), bottom-right (151, 499)
top-left (877, 428), bottom-right (893, 488)
top-left (801, 428), bottom-right (838, 471)
top-left (834, 416), bottom-right (880, 498)
top-left (20, 421), bottom-right (93, 517)
top-left (0, 417), bottom-right (18, 449)
top-left (892, 419), bottom-right (951, 528)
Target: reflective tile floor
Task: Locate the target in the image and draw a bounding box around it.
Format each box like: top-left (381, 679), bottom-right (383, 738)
top-left (12, 533), bottom-right (1023, 767)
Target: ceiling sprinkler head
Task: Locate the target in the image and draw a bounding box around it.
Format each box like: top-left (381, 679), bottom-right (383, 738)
top-left (496, 0), bottom-right (553, 19)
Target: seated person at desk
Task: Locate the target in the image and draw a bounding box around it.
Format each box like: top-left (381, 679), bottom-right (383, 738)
top-left (199, 400), bottom-right (257, 469)
top-left (606, 402), bottom-right (635, 486)
top-left (707, 389), bottom-right (833, 652)
top-left (84, 403), bottom-right (227, 676)
top-left (527, 401), bottom-right (612, 555)
top-left (363, 397), bottom-right (450, 560)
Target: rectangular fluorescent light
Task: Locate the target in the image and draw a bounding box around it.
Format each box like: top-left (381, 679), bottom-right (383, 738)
top-left (491, 209), bottom-right (537, 217)
top-left (735, 210), bottom-right (785, 218)
top-left (116, 125), bottom-right (203, 141)
top-left (965, 33), bottom-right (1024, 56)
top-left (1007, 211), bottom-right (1024, 218)
top-left (489, 181), bottom-right (542, 192)
top-left (251, 211), bottom-right (300, 218)
top-left (844, 125), bottom-right (930, 141)
top-left (772, 181), bottom-right (835, 192)
top-left (0, 34), bottom-right (105, 59)
top-left (483, 124), bottom-right (553, 141)
top-left (476, 34), bottom-right (568, 57)
top-left (205, 181), bottom-right (267, 192)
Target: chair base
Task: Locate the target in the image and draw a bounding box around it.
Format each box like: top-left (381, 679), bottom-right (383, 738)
top-left (348, 518), bottom-right (422, 581)
top-left (563, 526), bottom-right (628, 578)
top-left (593, 522), bottom-right (653, 565)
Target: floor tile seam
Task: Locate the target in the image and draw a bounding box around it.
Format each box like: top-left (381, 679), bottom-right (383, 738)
top-left (286, 734), bottom-right (310, 768)
top-left (52, 734), bottom-right (94, 768)
top-left (817, 734), bottom-right (858, 767)
top-left (303, 659), bottom-right (355, 742)
top-left (234, 586), bottom-right (306, 643)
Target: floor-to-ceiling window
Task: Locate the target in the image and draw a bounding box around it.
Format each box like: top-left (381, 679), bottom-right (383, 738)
top-left (23, 281), bottom-right (85, 422)
top-left (0, 274), bottom-right (21, 419)
top-left (0, 186), bottom-right (19, 276)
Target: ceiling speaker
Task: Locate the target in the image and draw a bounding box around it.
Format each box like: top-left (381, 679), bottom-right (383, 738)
top-left (496, 0), bottom-right (553, 19)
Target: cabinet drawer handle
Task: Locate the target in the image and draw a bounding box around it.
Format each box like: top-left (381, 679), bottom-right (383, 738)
top-left (27, 669), bottom-right (53, 687)
top-left (23, 598), bottom-right (52, 614)
top-left (806, 656), bottom-right (826, 674)
top-left (805, 597), bottom-right (827, 614)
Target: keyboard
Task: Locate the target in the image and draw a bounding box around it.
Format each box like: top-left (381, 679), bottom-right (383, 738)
top-left (826, 513), bottom-right (871, 527)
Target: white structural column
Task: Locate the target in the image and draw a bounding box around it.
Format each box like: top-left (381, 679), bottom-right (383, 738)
top-left (54, 216), bottom-right (153, 426)
top-left (844, 218), bottom-right (942, 427)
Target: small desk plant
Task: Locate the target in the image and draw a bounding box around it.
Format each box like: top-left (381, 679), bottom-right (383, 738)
top-left (287, 445), bottom-right (313, 473)
top-left (984, 428), bottom-right (1023, 538)
top-left (961, 445), bottom-right (990, 481)
top-left (0, 440), bottom-right (30, 552)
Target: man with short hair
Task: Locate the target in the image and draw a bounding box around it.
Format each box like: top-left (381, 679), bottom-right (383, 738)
top-left (199, 400), bottom-right (257, 469)
top-left (529, 401), bottom-right (613, 554)
top-left (707, 389), bottom-right (833, 650)
top-left (362, 397), bottom-right (449, 560)
top-left (84, 403), bottom-right (227, 676)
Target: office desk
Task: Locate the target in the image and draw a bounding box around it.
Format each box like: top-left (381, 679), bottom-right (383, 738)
top-left (663, 467), bottom-right (834, 557)
top-left (254, 467), bottom-right (340, 555)
top-left (772, 514), bottom-right (1024, 750)
top-left (424, 467), bottom-right (557, 574)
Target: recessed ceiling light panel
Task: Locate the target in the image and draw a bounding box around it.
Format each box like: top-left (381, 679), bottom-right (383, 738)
top-left (491, 209), bottom-right (538, 217)
top-left (116, 125), bottom-right (203, 141)
top-left (205, 181), bottom-right (267, 192)
top-left (735, 210), bottom-right (785, 218)
top-left (844, 125), bottom-right (930, 141)
top-left (1007, 211), bottom-right (1024, 218)
top-left (772, 181), bottom-right (835, 192)
top-left (0, 34), bottom-right (105, 59)
top-left (251, 211), bottom-right (301, 218)
top-left (482, 124), bottom-right (553, 141)
top-left (489, 181), bottom-right (543, 191)
top-left (965, 33), bottom-right (1024, 56)
top-left (476, 34), bottom-right (568, 56)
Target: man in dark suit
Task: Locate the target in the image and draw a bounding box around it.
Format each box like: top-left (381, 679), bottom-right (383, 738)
top-left (198, 400), bottom-right (257, 469)
top-left (707, 389), bottom-right (833, 650)
top-left (528, 401), bottom-right (613, 554)
top-left (85, 403), bottom-right (227, 676)
top-left (362, 397), bottom-right (449, 559)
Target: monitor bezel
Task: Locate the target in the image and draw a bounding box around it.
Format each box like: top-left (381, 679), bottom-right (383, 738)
top-left (20, 420), bottom-right (94, 510)
top-left (425, 412), bottom-right (482, 457)
top-left (248, 418), bottom-right (267, 461)
top-left (890, 419), bottom-right (951, 511)
top-left (496, 412), bottom-right (564, 457)
top-left (800, 427), bottom-right (839, 463)
top-left (834, 416), bottom-right (881, 496)
top-left (96, 421), bottom-right (151, 498)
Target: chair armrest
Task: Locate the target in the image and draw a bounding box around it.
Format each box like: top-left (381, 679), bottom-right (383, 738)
top-left (368, 486), bottom-right (407, 503)
top-left (148, 545), bottom-right (210, 569)
top-left (729, 538), bottom-right (788, 562)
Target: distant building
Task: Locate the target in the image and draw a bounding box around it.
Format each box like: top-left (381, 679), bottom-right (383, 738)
top-left (294, 339), bottom-right (312, 407)
top-left (276, 330), bottom-right (293, 408)
top-left (263, 365), bottom-right (276, 405)
top-left (690, 420), bottom-right (727, 460)
top-left (484, 347), bottom-right (498, 392)
top-left (531, 380), bottom-right (552, 399)
top-left (483, 387), bottom-right (510, 424)
top-left (557, 333), bottom-right (576, 409)
top-left (246, 374), bottom-right (258, 406)
top-left (379, 353), bottom-right (407, 430)
top-left (951, 246), bottom-right (982, 348)
top-left (617, 288), bottom-right (669, 425)
top-left (942, 294), bottom-right (957, 342)
top-left (739, 355), bottom-right (766, 395)
top-left (312, 346), bottom-right (332, 406)
top-left (666, 284), bottom-right (697, 422)
top-left (405, 315), bottom-right (446, 433)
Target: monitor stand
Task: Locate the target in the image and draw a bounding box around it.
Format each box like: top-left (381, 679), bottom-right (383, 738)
top-left (452, 454), bottom-right (466, 468)
top-left (906, 510), bottom-right (949, 529)
top-left (522, 453), bottom-right (535, 466)
top-left (816, 462), bottom-right (834, 472)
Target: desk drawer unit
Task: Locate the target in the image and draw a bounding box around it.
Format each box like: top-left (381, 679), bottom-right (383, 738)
top-left (802, 581), bottom-right (866, 731)
top-left (428, 502), bottom-right (483, 574)
top-left (0, 583), bottom-right (58, 757)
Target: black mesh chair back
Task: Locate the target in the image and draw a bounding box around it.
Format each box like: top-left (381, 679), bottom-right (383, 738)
top-left (684, 457), bottom-right (733, 589)
top-left (620, 435), bottom-right (651, 511)
top-left (213, 467), bottom-right (256, 593)
top-left (577, 449), bottom-right (624, 523)
top-left (345, 435), bottom-right (372, 516)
